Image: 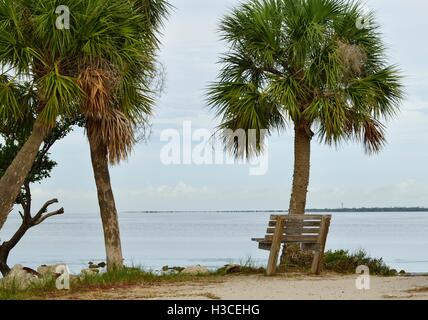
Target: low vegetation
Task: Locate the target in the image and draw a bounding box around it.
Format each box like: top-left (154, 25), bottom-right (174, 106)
top-left (0, 263), bottom-right (265, 300)
top-left (324, 250), bottom-right (399, 276)
top-left (214, 258), bottom-right (265, 276)
top-left (0, 276), bottom-right (59, 300)
top-left (281, 246), bottom-right (399, 276)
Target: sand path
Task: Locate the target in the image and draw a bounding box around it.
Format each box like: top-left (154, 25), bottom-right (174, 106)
top-left (55, 274), bottom-right (428, 300)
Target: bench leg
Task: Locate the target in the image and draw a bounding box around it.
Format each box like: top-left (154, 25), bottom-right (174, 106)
top-left (311, 216), bottom-right (331, 274)
top-left (266, 246), bottom-right (281, 276)
top-left (311, 251), bottom-right (323, 274)
top-left (266, 218), bottom-right (285, 276)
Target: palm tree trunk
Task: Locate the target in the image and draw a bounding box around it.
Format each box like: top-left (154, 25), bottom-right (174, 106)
top-left (280, 120), bottom-right (313, 266)
top-left (0, 116), bottom-right (49, 230)
top-left (288, 120), bottom-right (312, 215)
top-left (88, 130), bottom-right (124, 271)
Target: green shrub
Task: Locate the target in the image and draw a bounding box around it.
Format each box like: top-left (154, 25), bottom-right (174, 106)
top-left (324, 249), bottom-right (397, 276)
top-left (280, 246), bottom-right (398, 276)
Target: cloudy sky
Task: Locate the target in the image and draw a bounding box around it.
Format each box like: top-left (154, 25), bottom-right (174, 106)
top-left (28, 0), bottom-right (428, 213)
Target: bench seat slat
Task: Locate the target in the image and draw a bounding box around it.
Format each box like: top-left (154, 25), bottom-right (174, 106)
top-left (268, 220), bottom-right (322, 227)
top-left (251, 238), bottom-right (266, 242)
top-left (266, 226), bottom-right (320, 234)
top-left (253, 235), bottom-right (320, 243)
top-left (270, 214), bottom-right (328, 220)
top-left (265, 235), bottom-right (320, 243)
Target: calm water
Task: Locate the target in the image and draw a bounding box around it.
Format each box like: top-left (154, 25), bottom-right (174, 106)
top-left (1, 211), bottom-right (427, 274)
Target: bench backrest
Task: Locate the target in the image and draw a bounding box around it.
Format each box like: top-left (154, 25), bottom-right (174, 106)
top-left (266, 214), bottom-right (331, 244)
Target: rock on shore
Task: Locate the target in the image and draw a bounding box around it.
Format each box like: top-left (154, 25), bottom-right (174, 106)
top-left (0, 265), bottom-right (41, 289)
top-left (181, 265), bottom-right (210, 275)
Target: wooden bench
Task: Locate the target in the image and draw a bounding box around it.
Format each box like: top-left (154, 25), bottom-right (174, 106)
top-left (252, 214), bottom-right (331, 275)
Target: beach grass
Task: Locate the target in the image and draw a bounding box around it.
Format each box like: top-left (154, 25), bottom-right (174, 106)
top-left (0, 276), bottom-right (58, 300)
top-left (77, 266), bottom-right (221, 287)
top-left (214, 257), bottom-right (266, 276)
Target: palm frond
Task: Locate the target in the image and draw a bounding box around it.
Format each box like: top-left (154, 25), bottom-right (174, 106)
top-left (37, 64), bottom-right (82, 126)
top-left (87, 109), bottom-right (135, 165)
top-left (78, 65), bottom-right (116, 120)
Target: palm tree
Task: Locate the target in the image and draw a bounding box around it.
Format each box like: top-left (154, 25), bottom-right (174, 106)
top-left (207, 0), bottom-right (403, 215)
top-left (0, 0), bottom-right (169, 270)
top-left (0, 0), bottom-right (82, 229)
top-left (76, 0), bottom-right (170, 269)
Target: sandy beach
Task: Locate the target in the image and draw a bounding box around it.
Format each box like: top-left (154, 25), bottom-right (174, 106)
top-left (55, 274), bottom-right (428, 300)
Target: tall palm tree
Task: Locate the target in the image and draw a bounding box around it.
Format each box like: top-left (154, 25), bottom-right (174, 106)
top-left (75, 0), bottom-right (170, 269)
top-left (0, 0), bottom-right (169, 270)
top-left (207, 0), bottom-right (403, 215)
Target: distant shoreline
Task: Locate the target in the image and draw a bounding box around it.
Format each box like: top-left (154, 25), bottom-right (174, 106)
top-left (123, 207), bottom-right (428, 214)
top-left (306, 207), bottom-right (428, 213)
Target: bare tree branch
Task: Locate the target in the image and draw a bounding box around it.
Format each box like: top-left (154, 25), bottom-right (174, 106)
top-left (23, 182), bottom-right (32, 221)
top-left (32, 199), bottom-right (59, 222)
top-left (0, 198), bottom-right (64, 277)
top-left (33, 208), bottom-right (64, 226)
